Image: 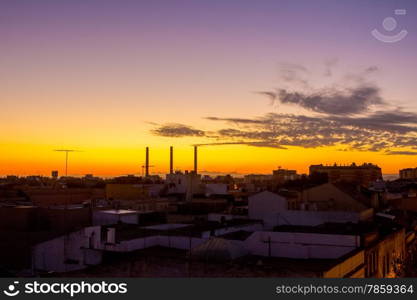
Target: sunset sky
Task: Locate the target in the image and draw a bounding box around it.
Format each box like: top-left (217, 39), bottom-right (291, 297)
top-left (1, 0), bottom-right (417, 177)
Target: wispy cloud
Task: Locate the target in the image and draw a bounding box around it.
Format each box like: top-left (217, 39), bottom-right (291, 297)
top-left (279, 63), bottom-right (309, 86)
top-left (203, 112), bottom-right (417, 151)
top-left (275, 85), bottom-right (383, 115)
top-left (151, 123), bottom-right (205, 137)
top-left (194, 141), bottom-right (287, 149)
top-left (324, 58), bottom-right (338, 77)
top-left (386, 151), bottom-right (417, 156)
top-left (150, 64), bottom-right (417, 155)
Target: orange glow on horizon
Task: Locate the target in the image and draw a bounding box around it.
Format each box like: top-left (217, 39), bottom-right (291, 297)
top-left (1, 141), bottom-right (414, 177)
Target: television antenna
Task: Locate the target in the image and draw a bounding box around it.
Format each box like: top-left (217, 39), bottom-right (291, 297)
top-left (54, 149), bottom-right (81, 177)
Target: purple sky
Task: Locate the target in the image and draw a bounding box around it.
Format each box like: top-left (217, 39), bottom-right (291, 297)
top-left (1, 0), bottom-right (416, 176)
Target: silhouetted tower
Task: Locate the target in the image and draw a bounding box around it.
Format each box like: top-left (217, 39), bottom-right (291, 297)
top-left (194, 146), bottom-right (198, 174)
top-left (170, 146), bottom-right (174, 174)
top-left (145, 147), bottom-right (149, 177)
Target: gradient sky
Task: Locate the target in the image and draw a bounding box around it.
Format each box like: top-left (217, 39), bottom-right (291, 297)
top-left (1, 0), bottom-right (417, 177)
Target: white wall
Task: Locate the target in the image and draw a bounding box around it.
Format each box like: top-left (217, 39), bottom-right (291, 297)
top-left (245, 231), bottom-right (360, 259)
top-left (33, 223), bottom-right (362, 273)
top-left (261, 210), bottom-right (364, 229)
top-left (157, 236), bottom-right (206, 250)
top-left (212, 223), bottom-right (263, 236)
top-left (93, 211), bottom-right (139, 225)
top-left (207, 213), bottom-right (248, 222)
top-left (100, 235), bottom-right (206, 252)
top-left (208, 213), bottom-right (234, 222)
top-left (33, 226), bottom-right (102, 273)
top-left (248, 191), bottom-right (287, 220)
top-left (197, 223), bottom-right (262, 238)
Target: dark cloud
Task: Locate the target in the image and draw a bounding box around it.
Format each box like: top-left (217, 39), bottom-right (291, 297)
top-left (151, 123), bottom-right (205, 137)
top-left (152, 112), bottom-right (417, 153)
top-left (330, 110), bottom-right (417, 133)
top-left (275, 85), bottom-right (384, 115)
top-left (205, 116), bottom-right (265, 124)
top-left (194, 141), bottom-right (287, 149)
top-left (201, 111), bottom-right (417, 152)
top-left (386, 151), bottom-right (417, 156)
top-left (150, 65), bottom-right (417, 155)
top-left (257, 62), bottom-right (384, 115)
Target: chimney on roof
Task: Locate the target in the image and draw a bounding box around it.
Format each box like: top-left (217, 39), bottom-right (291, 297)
top-left (145, 147), bottom-right (149, 177)
top-left (194, 146), bottom-right (198, 174)
top-left (170, 146), bottom-right (173, 174)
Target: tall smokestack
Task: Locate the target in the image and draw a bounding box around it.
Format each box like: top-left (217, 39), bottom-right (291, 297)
top-left (145, 147), bottom-right (149, 177)
top-left (170, 146), bottom-right (173, 174)
top-left (194, 146), bottom-right (198, 174)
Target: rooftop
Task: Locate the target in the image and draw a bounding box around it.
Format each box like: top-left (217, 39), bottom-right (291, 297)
top-left (218, 230), bottom-right (253, 241)
top-left (98, 209), bottom-right (139, 215)
top-left (310, 163), bottom-right (380, 169)
top-left (102, 219), bottom-right (262, 241)
top-left (62, 246), bottom-right (362, 278)
top-left (274, 222), bottom-right (376, 236)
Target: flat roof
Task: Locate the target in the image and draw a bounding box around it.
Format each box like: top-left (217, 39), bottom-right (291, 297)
top-left (63, 246), bottom-right (363, 277)
top-left (142, 224), bottom-right (191, 230)
top-left (2, 205), bottom-right (37, 209)
top-left (274, 222), bottom-right (376, 236)
top-left (98, 209), bottom-right (139, 215)
top-left (218, 230), bottom-right (253, 241)
top-left (102, 219), bottom-right (262, 241)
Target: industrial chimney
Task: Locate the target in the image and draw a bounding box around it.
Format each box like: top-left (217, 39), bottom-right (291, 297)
top-left (145, 147), bottom-right (149, 177)
top-left (170, 146), bottom-right (173, 174)
top-left (194, 146), bottom-right (198, 174)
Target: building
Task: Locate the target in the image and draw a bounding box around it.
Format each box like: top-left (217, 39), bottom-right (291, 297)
top-left (105, 183), bottom-right (172, 212)
top-left (205, 183), bottom-right (228, 196)
top-left (400, 167), bottom-right (417, 180)
top-left (166, 171), bottom-right (203, 200)
top-left (51, 170), bottom-right (59, 179)
top-left (106, 184), bottom-right (152, 200)
top-left (92, 209), bottom-right (165, 226)
top-left (176, 197), bottom-right (229, 214)
top-left (58, 246), bottom-right (366, 278)
top-left (23, 187), bottom-right (103, 207)
top-left (248, 191), bottom-right (287, 220)
top-left (272, 168), bottom-right (298, 184)
top-left (31, 219), bottom-right (263, 274)
top-left (309, 163), bottom-right (382, 186)
top-left (273, 222), bottom-right (406, 278)
top-left (248, 189), bottom-right (373, 229)
top-left (0, 203), bottom-right (94, 272)
top-left (364, 226), bottom-right (405, 278)
top-left (32, 220), bottom-right (366, 278)
top-left (301, 182), bottom-right (375, 212)
top-left (244, 174), bottom-right (273, 184)
top-left (245, 229), bottom-right (361, 260)
top-left (32, 226), bottom-right (102, 273)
